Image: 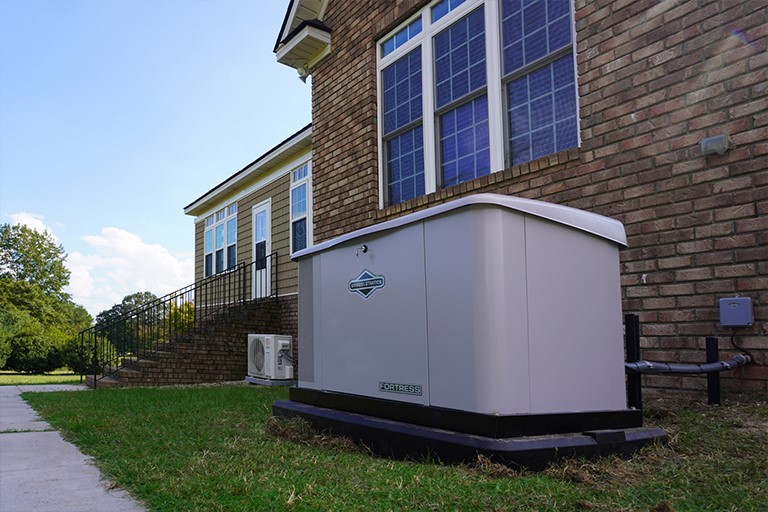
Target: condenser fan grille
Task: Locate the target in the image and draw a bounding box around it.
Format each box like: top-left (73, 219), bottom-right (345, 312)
top-left (252, 339), bottom-right (265, 372)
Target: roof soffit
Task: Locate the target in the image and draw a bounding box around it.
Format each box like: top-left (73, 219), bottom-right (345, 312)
top-left (274, 0), bottom-right (330, 72)
top-left (183, 125), bottom-right (312, 217)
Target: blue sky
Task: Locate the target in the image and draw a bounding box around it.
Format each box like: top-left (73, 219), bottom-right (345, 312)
top-left (0, 0), bottom-right (311, 316)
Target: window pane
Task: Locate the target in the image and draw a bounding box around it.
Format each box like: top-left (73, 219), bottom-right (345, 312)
top-left (292, 184), bottom-right (307, 218)
top-left (431, 0), bottom-right (467, 23)
top-left (215, 224), bottom-right (224, 249)
top-left (227, 245), bottom-right (237, 269)
top-left (433, 8), bottom-right (486, 109)
top-left (501, 0), bottom-right (572, 75)
top-left (381, 17), bottom-right (423, 57)
top-left (382, 48), bottom-right (422, 135)
top-left (292, 218), bottom-right (307, 252)
top-left (255, 211), bottom-right (266, 242)
top-left (387, 126), bottom-right (425, 205)
top-left (292, 164), bottom-right (309, 182)
top-left (204, 254), bottom-right (212, 277)
top-left (227, 218), bottom-right (237, 243)
top-left (440, 95), bottom-right (490, 187)
top-left (507, 54), bottom-right (577, 166)
top-left (556, 117), bottom-right (578, 150)
top-left (383, 38), bottom-right (396, 57)
top-left (204, 229), bottom-right (213, 252)
top-left (255, 241), bottom-right (267, 271)
top-left (383, 47), bottom-right (424, 206)
top-left (215, 249), bottom-right (224, 274)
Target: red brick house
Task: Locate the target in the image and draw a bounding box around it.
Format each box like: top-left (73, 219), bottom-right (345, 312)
top-left (274, 0), bottom-right (767, 392)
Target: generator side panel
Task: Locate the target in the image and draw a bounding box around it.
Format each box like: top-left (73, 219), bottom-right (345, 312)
top-left (525, 216), bottom-right (627, 413)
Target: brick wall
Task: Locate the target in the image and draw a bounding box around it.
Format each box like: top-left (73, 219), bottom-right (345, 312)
top-left (309, 0), bottom-right (767, 392)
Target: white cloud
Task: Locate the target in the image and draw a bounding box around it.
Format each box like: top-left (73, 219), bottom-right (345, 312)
top-left (9, 212), bottom-right (60, 242)
top-left (66, 227), bottom-right (194, 316)
top-left (9, 212), bottom-right (194, 317)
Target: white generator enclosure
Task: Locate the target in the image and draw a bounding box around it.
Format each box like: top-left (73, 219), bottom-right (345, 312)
top-left (293, 194), bottom-right (629, 416)
top-left (248, 334), bottom-right (294, 380)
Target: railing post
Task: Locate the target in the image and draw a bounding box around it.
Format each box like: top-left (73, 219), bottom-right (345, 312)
top-left (243, 262), bottom-right (248, 304)
top-left (625, 313), bottom-right (642, 410)
top-left (92, 331), bottom-right (98, 389)
top-left (79, 331), bottom-right (84, 384)
top-left (706, 337), bottom-right (721, 406)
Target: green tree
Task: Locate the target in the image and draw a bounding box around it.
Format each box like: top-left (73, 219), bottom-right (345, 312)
top-left (95, 291), bottom-right (159, 326)
top-left (0, 223), bottom-right (92, 373)
top-left (168, 301), bottom-right (195, 332)
top-left (0, 308), bottom-right (20, 368)
top-left (121, 291), bottom-right (159, 312)
top-left (0, 223), bottom-right (70, 299)
top-left (0, 278), bottom-right (67, 327)
top-left (95, 292), bottom-right (159, 354)
top-left (0, 308), bottom-right (65, 373)
top-left (63, 302), bottom-right (93, 335)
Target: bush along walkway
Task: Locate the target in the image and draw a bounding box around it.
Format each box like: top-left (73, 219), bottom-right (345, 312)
top-left (0, 385), bottom-right (145, 512)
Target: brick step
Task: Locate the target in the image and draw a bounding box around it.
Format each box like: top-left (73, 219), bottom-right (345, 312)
top-left (85, 375), bottom-right (124, 388)
top-left (114, 367), bottom-right (142, 378)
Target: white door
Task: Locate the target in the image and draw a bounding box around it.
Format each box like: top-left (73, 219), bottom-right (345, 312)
top-left (252, 200), bottom-right (271, 298)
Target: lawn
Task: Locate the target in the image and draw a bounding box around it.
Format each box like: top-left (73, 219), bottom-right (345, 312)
top-left (23, 384), bottom-right (768, 512)
top-left (0, 369), bottom-right (82, 386)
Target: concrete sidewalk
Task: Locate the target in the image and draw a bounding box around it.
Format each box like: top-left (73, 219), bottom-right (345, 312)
top-left (0, 384), bottom-right (145, 512)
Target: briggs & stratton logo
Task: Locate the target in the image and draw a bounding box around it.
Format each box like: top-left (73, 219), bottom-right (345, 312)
top-left (348, 269), bottom-right (385, 299)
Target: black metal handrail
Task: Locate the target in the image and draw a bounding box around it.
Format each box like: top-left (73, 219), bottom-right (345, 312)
top-left (80, 253), bottom-right (278, 387)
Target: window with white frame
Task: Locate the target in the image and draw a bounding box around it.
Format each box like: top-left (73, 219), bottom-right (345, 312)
top-left (203, 202), bottom-right (238, 277)
top-left (290, 162), bottom-right (312, 253)
top-left (377, 0), bottom-right (578, 206)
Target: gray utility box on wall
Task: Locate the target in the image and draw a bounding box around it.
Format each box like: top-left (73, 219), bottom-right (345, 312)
top-left (292, 194), bottom-right (629, 417)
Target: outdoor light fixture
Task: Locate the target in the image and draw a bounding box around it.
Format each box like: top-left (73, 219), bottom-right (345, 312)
top-left (700, 134), bottom-right (732, 156)
top-left (297, 65), bottom-right (311, 83)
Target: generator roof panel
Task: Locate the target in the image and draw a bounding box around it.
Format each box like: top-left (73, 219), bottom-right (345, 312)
top-left (292, 194), bottom-right (627, 260)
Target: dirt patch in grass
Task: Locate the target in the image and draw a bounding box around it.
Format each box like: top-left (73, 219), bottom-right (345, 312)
top-left (265, 415), bottom-right (365, 454)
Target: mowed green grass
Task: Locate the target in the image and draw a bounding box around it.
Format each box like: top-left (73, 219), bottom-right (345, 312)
top-left (23, 384), bottom-right (768, 512)
top-left (0, 369), bottom-right (82, 386)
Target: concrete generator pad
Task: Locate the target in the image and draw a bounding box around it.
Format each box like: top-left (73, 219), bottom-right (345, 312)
top-left (0, 384), bottom-right (145, 512)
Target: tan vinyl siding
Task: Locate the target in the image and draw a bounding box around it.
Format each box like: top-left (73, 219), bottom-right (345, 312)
top-left (237, 172), bottom-right (298, 296)
top-left (193, 220), bottom-right (205, 283)
top-left (192, 172), bottom-right (301, 296)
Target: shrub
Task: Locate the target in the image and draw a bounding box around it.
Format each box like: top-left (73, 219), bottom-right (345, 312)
top-left (62, 334), bottom-right (118, 375)
top-left (0, 311), bottom-right (14, 369)
top-left (5, 324), bottom-right (65, 374)
top-left (0, 337), bottom-right (9, 369)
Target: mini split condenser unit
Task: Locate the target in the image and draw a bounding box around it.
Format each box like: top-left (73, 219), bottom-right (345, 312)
top-left (247, 334), bottom-right (294, 380)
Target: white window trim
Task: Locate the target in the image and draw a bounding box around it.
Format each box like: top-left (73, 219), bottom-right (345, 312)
top-left (289, 160), bottom-right (313, 254)
top-left (376, 0), bottom-right (578, 208)
top-left (203, 202), bottom-right (238, 277)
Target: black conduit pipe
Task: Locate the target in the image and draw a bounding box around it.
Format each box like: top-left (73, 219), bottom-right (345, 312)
top-left (625, 354), bottom-right (752, 375)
